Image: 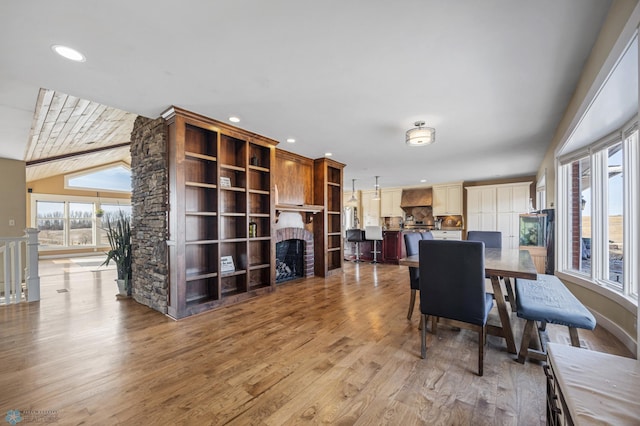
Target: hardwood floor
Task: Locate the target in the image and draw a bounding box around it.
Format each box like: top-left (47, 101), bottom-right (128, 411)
top-left (0, 257), bottom-right (633, 425)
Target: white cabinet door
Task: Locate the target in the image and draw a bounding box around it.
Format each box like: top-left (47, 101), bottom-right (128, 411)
top-left (380, 188), bottom-right (403, 217)
top-left (433, 183), bottom-right (462, 216)
top-left (496, 183), bottom-right (531, 249)
top-left (466, 186), bottom-right (497, 231)
top-left (361, 190), bottom-right (380, 226)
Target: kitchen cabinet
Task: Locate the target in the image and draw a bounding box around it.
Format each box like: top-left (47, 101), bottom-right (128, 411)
top-left (497, 184), bottom-right (531, 249)
top-left (381, 230), bottom-right (402, 264)
top-left (466, 186), bottom-right (497, 231)
top-left (432, 183), bottom-right (462, 216)
top-left (380, 188), bottom-right (403, 218)
top-left (430, 230), bottom-right (462, 240)
top-left (465, 182), bottom-right (532, 249)
top-left (361, 190), bottom-right (381, 226)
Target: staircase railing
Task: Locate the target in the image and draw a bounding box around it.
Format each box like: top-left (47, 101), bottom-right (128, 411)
top-left (0, 228), bottom-right (40, 304)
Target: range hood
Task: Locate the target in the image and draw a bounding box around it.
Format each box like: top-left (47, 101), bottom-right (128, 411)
top-left (400, 188), bottom-right (433, 208)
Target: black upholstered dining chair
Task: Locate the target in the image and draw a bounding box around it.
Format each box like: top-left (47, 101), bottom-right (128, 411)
top-left (466, 230), bottom-right (502, 248)
top-left (418, 239), bottom-right (494, 376)
top-left (403, 231), bottom-right (433, 320)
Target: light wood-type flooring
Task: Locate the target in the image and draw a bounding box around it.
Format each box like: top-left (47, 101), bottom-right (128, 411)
top-left (0, 257), bottom-right (633, 425)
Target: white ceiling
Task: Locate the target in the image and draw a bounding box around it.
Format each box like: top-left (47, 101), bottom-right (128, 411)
top-left (0, 1), bottom-right (613, 190)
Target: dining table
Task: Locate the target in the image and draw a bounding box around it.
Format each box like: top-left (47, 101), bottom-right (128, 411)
top-left (399, 247), bottom-right (538, 354)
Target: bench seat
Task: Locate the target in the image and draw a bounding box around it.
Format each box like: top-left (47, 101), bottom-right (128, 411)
top-left (515, 274), bottom-right (596, 364)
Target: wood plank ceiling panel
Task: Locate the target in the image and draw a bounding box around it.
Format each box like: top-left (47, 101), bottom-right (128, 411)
top-left (25, 89), bottom-right (138, 182)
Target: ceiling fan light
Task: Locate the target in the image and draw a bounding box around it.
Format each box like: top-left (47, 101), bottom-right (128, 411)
top-left (406, 121), bottom-right (435, 146)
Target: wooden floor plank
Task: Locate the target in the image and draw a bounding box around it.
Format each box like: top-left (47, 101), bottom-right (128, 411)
top-left (0, 258), bottom-right (633, 425)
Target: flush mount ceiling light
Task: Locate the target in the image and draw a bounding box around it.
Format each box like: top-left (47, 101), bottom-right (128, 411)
top-left (228, 116), bottom-right (240, 123)
top-left (51, 45), bottom-right (86, 62)
top-left (406, 121), bottom-right (435, 146)
top-left (286, 138), bottom-right (296, 143)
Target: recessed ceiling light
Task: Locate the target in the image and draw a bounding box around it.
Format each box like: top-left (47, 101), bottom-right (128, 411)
top-left (420, 179), bottom-right (427, 183)
top-left (286, 138), bottom-right (295, 143)
top-left (51, 45), bottom-right (86, 62)
top-left (229, 116), bottom-right (240, 123)
top-left (325, 152), bottom-right (333, 157)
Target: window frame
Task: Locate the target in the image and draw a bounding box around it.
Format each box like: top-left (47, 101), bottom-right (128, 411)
top-left (30, 193), bottom-right (131, 251)
top-left (556, 119), bottom-right (638, 307)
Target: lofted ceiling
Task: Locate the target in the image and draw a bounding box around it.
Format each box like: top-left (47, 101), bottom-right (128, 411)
top-left (0, 1), bottom-right (613, 190)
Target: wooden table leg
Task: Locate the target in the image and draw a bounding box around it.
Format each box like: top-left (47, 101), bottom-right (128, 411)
top-left (490, 274), bottom-right (517, 354)
top-left (503, 277), bottom-right (517, 312)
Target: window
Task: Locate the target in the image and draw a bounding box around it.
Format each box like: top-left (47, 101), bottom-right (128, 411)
top-left (69, 202), bottom-right (94, 246)
top-left (558, 125), bottom-right (638, 300)
top-left (606, 144), bottom-right (623, 285)
top-left (98, 204), bottom-right (132, 245)
top-left (36, 201), bottom-right (65, 246)
top-left (65, 163), bottom-right (131, 193)
top-left (32, 194), bottom-right (131, 250)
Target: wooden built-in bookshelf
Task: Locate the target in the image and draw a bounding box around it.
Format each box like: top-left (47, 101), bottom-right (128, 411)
top-left (163, 107), bottom-right (277, 319)
top-left (313, 158), bottom-right (345, 276)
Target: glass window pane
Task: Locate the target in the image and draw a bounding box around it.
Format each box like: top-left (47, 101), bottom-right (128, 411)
top-left (36, 201), bottom-right (65, 246)
top-left (607, 144), bottom-right (623, 285)
top-left (67, 165), bottom-right (131, 192)
top-left (569, 158), bottom-right (591, 275)
top-left (98, 204), bottom-right (132, 246)
top-left (69, 202), bottom-right (94, 246)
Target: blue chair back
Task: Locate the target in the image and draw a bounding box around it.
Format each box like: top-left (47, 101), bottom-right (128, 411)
top-left (404, 232), bottom-right (422, 289)
top-left (467, 230), bottom-right (502, 249)
top-left (419, 239), bottom-right (490, 325)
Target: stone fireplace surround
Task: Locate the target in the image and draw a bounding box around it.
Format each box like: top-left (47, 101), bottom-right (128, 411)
top-left (275, 227), bottom-right (314, 279)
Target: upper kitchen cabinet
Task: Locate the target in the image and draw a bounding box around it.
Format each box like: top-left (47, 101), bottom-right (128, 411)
top-left (432, 183), bottom-right (463, 216)
top-left (380, 188), bottom-right (403, 217)
top-left (361, 190), bottom-right (381, 226)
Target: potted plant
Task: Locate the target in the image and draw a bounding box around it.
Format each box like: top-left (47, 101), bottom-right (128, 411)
top-left (102, 210), bottom-right (132, 296)
top-left (95, 208), bottom-right (104, 218)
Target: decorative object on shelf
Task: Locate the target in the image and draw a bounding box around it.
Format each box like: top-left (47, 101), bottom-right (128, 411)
top-left (250, 154), bottom-right (259, 166)
top-left (372, 176), bottom-right (381, 200)
top-left (220, 176), bottom-right (231, 187)
top-left (347, 178), bottom-right (357, 203)
top-left (221, 255), bottom-right (235, 273)
top-left (101, 210), bottom-right (132, 296)
top-left (406, 121), bottom-right (436, 146)
top-left (249, 221), bottom-right (257, 238)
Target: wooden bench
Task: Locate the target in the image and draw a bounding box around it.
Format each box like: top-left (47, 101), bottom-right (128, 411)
top-left (515, 274), bottom-right (596, 364)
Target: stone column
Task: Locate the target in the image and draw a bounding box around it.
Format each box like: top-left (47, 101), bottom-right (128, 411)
top-left (130, 116), bottom-right (168, 313)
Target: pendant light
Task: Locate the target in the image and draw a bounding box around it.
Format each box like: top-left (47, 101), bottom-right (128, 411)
top-left (372, 176), bottom-right (381, 200)
top-left (348, 179), bottom-right (358, 203)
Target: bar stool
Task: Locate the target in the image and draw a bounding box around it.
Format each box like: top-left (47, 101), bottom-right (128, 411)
top-left (365, 226), bottom-right (383, 264)
top-left (346, 229), bottom-right (365, 262)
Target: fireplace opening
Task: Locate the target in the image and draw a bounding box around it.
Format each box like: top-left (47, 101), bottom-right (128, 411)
top-left (276, 239), bottom-right (304, 283)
